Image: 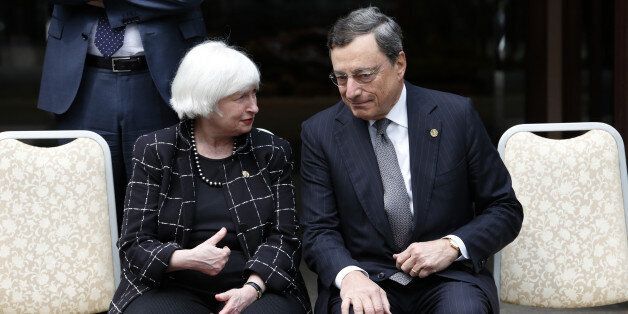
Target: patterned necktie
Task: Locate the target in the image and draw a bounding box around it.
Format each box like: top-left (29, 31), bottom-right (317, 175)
top-left (94, 14), bottom-right (125, 58)
top-left (372, 118), bottom-right (414, 286)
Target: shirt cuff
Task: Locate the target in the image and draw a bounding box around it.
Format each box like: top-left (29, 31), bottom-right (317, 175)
top-left (445, 234), bottom-right (469, 261)
top-left (334, 266), bottom-right (368, 289)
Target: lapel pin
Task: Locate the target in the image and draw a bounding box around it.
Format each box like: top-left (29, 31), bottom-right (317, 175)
top-left (242, 170), bottom-right (250, 178)
top-left (430, 129), bottom-right (439, 138)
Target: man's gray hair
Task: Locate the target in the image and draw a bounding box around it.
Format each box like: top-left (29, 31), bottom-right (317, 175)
top-left (327, 6), bottom-right (403, 64)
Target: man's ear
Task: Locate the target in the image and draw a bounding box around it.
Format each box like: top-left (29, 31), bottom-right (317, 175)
top-left (396, 51), bottom-right (407, 79)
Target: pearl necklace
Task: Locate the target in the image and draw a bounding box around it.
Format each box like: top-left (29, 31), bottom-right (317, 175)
top-left (190, 124), bottom-right (236, 187)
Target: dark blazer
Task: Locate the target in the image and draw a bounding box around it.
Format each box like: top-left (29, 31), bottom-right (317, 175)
top-left (38, 0), bottom-right (207, 114)
top-left (109, 120), bottom-right (310, 313)
top-left (300, 82), bottom-right (523, 313)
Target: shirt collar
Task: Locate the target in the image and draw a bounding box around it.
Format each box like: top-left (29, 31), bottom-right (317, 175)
top-left (369, 84), bottom-right (408, 129)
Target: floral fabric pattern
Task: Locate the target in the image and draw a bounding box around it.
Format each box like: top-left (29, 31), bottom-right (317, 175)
top-left (500, 130), bottom-right (628, 307)
top-left (0, 138), bottom-right (116, 313)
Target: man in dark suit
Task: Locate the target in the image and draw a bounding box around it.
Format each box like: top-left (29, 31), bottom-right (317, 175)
top-left (300, 7), bottom-right (523, 314)
top-left (37, 0), bottom-right (206, 227)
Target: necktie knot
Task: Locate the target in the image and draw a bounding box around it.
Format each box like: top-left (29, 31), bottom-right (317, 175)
top-left (374, 118), bottom-right (392, 136)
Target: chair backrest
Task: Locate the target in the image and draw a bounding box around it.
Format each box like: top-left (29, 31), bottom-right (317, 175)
top-left (0, 130), bottom-right (120, 313)
top-left (494, 122), bottom-right (628, 308)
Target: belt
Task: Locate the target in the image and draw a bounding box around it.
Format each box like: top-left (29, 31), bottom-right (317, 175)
top-left (86, 55), bottom-right (148, 73)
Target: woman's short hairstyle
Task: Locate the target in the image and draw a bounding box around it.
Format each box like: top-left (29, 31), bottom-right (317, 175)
top-left (327, 6), bottom-right (403, 64)
top-left (170, 41), bottom-right (260, 119)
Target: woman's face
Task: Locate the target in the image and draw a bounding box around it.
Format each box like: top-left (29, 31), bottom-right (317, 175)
top-left (207, 87), bottom-right (259, 137)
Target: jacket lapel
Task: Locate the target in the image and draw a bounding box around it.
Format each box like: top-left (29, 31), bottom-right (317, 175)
top-left (333, 105), bottom-right (396, 248)
top-left (175, 121), bottom-right (196, 244)
top-left (406, 83), bottom-right (441, 239)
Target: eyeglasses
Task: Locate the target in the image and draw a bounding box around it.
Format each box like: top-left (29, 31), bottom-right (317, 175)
top-left (329, 65), bottom-right (382, 86)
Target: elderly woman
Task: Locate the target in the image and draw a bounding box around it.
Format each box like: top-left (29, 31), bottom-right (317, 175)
top-left (108, 41), bottom-right (310, 314)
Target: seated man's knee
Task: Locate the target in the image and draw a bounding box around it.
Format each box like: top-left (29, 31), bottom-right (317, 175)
top-left (431, 281), bottom-right (490, 314)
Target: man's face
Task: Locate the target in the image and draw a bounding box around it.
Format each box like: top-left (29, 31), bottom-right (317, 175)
top-left (330, 33), bottom-right (406, 121)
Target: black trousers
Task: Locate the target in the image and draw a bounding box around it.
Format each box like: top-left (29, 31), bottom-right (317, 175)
top-left (329, 276), bottom-right (490, 314)
top-left (123, 280), bottom-right (305, 314)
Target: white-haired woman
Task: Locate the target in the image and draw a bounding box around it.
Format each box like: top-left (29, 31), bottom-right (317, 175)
top-left (109, 41), bottom-right (311, 314)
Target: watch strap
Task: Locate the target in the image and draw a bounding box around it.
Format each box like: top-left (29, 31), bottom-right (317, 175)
top-left (444, 237), bottom-right (461, 256)
top-left (245, 281), bottom-right (262, 300)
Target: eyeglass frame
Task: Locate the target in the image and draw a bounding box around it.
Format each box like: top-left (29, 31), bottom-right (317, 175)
top-left (328, 64), bottom-right (383, 87)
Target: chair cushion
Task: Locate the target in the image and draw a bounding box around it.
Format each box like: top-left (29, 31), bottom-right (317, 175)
top-left (0, 138), bottom-right (116, 313)
top-left (500, 130), bottom-right (628, 307)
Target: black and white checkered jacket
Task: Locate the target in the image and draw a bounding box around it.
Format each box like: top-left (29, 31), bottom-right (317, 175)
top-left (109, 120), bottom-right (310, 313)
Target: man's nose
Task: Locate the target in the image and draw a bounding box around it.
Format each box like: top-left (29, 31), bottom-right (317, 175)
top-left (344, 77), bottom-right (362, 99)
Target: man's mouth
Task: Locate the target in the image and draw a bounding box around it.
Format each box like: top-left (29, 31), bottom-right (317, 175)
top-left (349, 100), bottom-right (371, 106)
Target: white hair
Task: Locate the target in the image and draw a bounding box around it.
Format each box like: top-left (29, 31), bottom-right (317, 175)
top-left (170, 41), bottom-right (260, 119)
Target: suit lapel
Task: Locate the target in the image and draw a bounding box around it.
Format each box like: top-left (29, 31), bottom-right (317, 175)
top-left (333, 105), bottom-right (396, 247)
top-left (406, 83), bottom-right (441, 238)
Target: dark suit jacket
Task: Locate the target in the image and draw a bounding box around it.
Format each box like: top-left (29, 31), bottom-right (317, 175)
top-left (109, 120), bottom-right (310, 313)
top-left (300, 82), bottom-right (523, 313)
top-left (38, 0), bottom-right (207, 114)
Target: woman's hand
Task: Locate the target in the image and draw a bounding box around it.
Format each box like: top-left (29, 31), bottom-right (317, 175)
top-left (167, 227), bottom-right (231, 275)
top-left (215, 273), bottom-right (266, 313)
top-left (215, 285), bottom-right (258, 314)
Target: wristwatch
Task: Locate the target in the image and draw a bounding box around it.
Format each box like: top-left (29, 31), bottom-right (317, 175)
top-left (444, 237), bottom-right (461, 256)
top-left (245, 281), bottom-right (263, 300)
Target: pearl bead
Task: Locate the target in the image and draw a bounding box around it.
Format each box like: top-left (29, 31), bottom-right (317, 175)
top-left (190, 123), bottom-right (237, 188)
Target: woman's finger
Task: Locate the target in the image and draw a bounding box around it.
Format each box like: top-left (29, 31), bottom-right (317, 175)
top-left (207, 227), bottom-right (227, 245)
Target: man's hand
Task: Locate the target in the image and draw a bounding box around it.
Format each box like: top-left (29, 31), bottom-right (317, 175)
top-left (167, 227), bottom-right (231, 275)
top-left (215, 285), bottom-right (258, 314)
top-left (340, 271), bottom-right (391, 314)
top-left (393, 239), bottom-right (458, 278)
top-left (87, 0), bottom-right (104, 8)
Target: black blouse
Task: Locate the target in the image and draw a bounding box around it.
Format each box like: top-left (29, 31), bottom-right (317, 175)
top-left (188, 155), bottom-right (241, 251)
top-left (168, 155), bottom-right (247, 293)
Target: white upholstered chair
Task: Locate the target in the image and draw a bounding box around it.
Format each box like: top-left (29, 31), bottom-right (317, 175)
top-left (0, 130), bottom-right (120, 313)
top-left (494, 122), bottom-right (628, 308)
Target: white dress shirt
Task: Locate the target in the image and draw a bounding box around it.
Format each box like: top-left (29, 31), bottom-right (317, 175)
top-left (334, 85), bottom-right (469, 288)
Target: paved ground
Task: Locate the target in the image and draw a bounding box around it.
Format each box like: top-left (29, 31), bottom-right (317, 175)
top-left (501, 303), bottom-right (628, 313)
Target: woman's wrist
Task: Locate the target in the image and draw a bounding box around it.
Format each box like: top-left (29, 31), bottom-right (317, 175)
top-left (244, 273), bottom-right (266, 300)
top-left (244, 281), bottom-right (262, 300)
top-left (245, 273), bottom-right (266, 293)
top-left (166, 249), bottom-right (192, 272)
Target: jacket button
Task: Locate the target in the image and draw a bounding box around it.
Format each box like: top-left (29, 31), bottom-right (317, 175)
top-left (377, 272), bottom-right (385, 279)
top-left (81, 33), bottom-right (88, 40)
